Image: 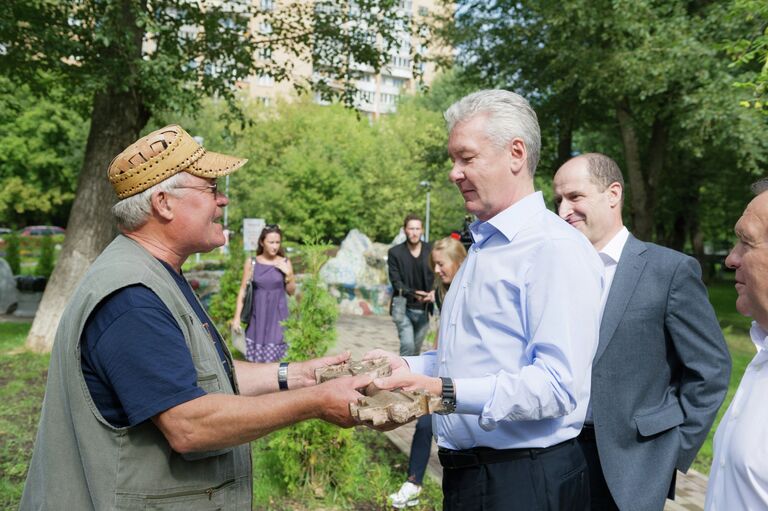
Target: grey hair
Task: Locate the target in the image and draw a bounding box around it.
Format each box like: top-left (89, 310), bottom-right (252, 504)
top-left (581, 153), bottom-right (625, 191)
top-left (751, 178), bottom-right (768, 196)
top-left (111, 172), bottom-right (189, 231)
top-left (444, 89), bottom-right (541, 176)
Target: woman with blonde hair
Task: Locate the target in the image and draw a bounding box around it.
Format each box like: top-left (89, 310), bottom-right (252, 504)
top-left (389, 235), bottom-right (467, 509)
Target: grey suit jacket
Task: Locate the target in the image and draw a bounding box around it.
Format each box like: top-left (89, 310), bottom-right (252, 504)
top-left (591, 234), bottom-right (730, 511)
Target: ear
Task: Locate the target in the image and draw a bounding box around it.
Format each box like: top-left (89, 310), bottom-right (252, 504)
top-left (151, 190), bottom-right (175, 221)
top-left (606, 182), bottom-right (623, 208)
top-left (508, 138), bottom-right (528, 176)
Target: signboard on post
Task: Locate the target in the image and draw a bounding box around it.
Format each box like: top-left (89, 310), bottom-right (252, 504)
top-left (243, 218), bottom-right (265, 252)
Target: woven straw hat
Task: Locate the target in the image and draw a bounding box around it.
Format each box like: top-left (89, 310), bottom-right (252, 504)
top-left (108, 125), bottom-right (247, 199)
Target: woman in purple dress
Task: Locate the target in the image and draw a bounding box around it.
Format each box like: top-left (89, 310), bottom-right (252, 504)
top-left (233, 224), bottom-right (296, 362)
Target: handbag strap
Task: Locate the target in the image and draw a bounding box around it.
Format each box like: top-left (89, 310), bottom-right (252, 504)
top-left (248, 257), bottom-right (255, 281)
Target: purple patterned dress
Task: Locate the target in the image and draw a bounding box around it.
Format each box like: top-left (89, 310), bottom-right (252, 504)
top-left (245, 262), bottom-right (289, 362)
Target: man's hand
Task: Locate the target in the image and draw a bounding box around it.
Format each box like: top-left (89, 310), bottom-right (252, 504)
top-left (362, 349), bottom-right (411, 377)
top-left (316, 373), bottom-right (372, 427)
top-left (288, 351), bottom-right (352, 389)
top-left (413, 290), bottom-right (435, 303)
top-left (373, 372), bottom-right (442, 396)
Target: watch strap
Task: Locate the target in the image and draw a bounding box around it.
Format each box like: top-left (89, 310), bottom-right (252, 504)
top-left (278, 362), bottom-right (289, 391)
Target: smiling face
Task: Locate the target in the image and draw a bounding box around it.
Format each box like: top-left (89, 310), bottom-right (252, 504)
top-left (726, 192), bottom-right (768, 327)
top-left (260, 232), bottom-right (283, 257)
top-left (432, 248), bottom-right (459, 285)
top-left (173, 175), bottom-right (228, 254)
top-left (447, 114), bottom-right (525, 221)
top-left (553, 158), bottom-right (623, 250)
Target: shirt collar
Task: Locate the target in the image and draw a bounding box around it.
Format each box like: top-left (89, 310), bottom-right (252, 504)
top-left (750, 321), bottom-right (768, 352)
top-left (599, 227), bottom-right (630, 265)
top-left (469, 192), bottom-right (545, 246)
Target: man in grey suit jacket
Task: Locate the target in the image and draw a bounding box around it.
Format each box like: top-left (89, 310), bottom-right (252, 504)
top-left (553, 153), bottom-right (731, 511)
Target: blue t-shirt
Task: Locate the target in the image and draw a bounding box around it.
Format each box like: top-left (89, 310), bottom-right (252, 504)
top-left (81, 261), bottom-right (232, 428)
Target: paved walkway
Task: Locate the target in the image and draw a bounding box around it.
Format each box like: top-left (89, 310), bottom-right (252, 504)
top-left (333, 313), bottom-right (708, 511)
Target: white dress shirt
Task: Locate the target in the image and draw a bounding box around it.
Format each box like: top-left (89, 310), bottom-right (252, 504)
top-left (598, 227), bottom-right (629, 320)
top-left (705, 322), bottom-right (768, 511)
top-left (407, 192), bottom-right (604, 450)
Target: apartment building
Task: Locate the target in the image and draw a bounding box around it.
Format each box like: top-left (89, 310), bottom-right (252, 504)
top-left (246, 0), bottom-right (444, 116)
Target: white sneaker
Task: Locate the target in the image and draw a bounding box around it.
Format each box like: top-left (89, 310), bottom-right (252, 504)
top-left (388, 481), bottom-right (422, 508)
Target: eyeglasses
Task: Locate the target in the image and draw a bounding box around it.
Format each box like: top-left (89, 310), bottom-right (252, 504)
top-left (264, 223), bottom-right (280, 230)
top-left (174, 181), bottom-right (220, 197)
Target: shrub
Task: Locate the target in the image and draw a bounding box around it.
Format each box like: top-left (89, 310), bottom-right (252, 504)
top-left (36, 236), bottom-right (55, 278)
top-left (258, 241), bottom-right (368, 503)
top-left (5, 234), bottom-right (20, 275)
top-left (207, 238), bottom-right (246, 339)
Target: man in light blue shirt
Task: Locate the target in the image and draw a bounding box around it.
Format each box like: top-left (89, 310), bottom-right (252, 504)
top-left (370, 90), bottom-right (603, 511)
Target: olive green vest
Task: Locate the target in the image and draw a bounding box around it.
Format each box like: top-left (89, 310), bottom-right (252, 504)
top-left (20, 235), bottom-right (252, 510)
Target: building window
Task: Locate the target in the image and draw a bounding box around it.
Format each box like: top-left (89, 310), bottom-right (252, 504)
top-left (257, 74), bottom-right (274, 86)
top-left (256, 46), bottom-right (272, 60)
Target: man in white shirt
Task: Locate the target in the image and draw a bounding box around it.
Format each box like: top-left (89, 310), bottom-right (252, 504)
top-left (705, 179), bottom-right (768, 510)
top-left (553, 153), bottom-right (730, 511)
top-left (370, 90), bottom-right (604, 511)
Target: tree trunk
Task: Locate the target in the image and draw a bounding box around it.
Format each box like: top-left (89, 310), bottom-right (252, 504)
top-left (556, 114), bottom-right (574, 171)
top-left (616, 100), bottom-right (651, 240)
top-left (615, 100), bottom-right (668, 242)
top-left (25, 89), bottom-right (149, 352)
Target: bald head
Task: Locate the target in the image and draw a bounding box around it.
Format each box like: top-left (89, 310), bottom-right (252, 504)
top-left (553, 154), bottom-right (625, 250)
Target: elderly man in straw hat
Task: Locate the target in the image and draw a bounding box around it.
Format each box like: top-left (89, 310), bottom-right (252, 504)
top-left (20, 125), bottom-right (371, 510)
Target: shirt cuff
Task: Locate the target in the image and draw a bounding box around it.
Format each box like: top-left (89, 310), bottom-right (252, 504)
top-left (403, 350), bottom-right (437, 376)
top-left (454, 375), bottom-right (495, 415)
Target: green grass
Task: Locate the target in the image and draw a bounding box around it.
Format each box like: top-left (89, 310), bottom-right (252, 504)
top-left (0, 322), bottom-right (48, 509)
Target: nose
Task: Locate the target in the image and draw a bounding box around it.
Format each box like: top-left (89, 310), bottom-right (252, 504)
top-left (557, 200), bottom-right (571, 219)
top-left (725, 245), bottom-right (741, 270)
top-left (216, 192), bottom-right (229, 207)
top-left (449, 163), bottom-right (463, 184)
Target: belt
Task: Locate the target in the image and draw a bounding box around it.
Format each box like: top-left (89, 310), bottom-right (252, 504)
top-left (578, 424), bottom-right (596, 442)
top-left (393, 288), bottom-right (408, 297)
top-left (438, 439), bottom-right (576, 469)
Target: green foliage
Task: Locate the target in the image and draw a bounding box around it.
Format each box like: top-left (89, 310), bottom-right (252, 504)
top-left (207, 238), bottom-right (246, 344)
top-left (259, 241), bottom-right (366, 503)
top-left (176, 95), bottom-right (465, 244)
top-left (1, 0), bottom-right (415, 119)
top-left (283, 242), bottom-right (338, 360)
top-left (36, 237), bottom-right (55, 279)
top-left (437, 0), bottom-right (768, 247)
top-left (726, 0), bottom-right (768, 112)
top-left (5, 234), bottom-right (20, 275)
top-left (0, 77), bottom-right (85, 226)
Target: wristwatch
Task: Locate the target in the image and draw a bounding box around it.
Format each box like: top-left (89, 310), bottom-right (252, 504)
top-left (278, 362), bottom-right (289, 391)
top-left (435, 377), bottom-right (456, 415)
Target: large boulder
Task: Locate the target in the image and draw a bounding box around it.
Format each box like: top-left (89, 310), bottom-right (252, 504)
top-left (320, 230), bottom-right (393, 315)
top-left (0, 258), bottom-right (17, 314)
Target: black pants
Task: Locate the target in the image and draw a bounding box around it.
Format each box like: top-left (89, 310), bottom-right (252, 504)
top-left (440, 439), bottom-right (589, 511)
top-left (577, 426), bottom-right (619, 511)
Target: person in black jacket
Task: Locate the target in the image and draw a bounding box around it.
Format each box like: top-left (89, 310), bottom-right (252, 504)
top-left (387, 213), bottom-right (434, 356)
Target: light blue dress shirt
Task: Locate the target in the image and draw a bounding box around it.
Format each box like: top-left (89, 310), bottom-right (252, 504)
top-left (407, 192), bottom-right (603, 450)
